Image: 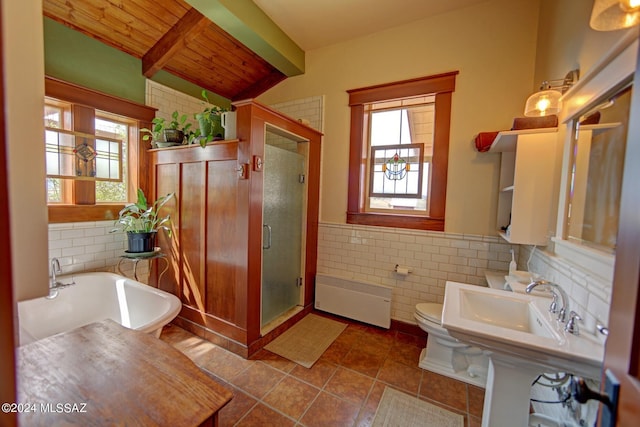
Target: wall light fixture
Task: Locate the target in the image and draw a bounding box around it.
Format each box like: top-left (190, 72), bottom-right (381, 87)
top-left (590, 0), bottom-right (640, 31)
top-left (524, 69), bottom-right (579, 117)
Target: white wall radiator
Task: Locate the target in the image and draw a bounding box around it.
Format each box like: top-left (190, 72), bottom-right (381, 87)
top-left (314, 273), bottom-right (392, 328)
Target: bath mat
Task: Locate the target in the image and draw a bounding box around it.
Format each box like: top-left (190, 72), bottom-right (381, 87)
top-left (372, 387), bottom-right (464, 427)
top-left (263, 313), bottom-right (347, 368)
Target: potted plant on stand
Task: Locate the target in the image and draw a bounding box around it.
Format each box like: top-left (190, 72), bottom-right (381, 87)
top-left (195, 90), bottom-right (227, 148)
top-left (112, 189), bottom-right (175, 253)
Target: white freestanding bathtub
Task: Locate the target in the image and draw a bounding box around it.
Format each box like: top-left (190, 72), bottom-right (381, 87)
top-left (17, 272), bottom-right (181, 346)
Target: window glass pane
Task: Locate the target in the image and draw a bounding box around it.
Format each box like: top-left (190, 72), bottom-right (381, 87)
top-left (47, 179), bottom-right (62, 203)
top-left (367, 101), bottom-right (434, 213)
top-left (44, 102), bottom-right (66, 203)
top-left (95, 116), bottom-right (127, 203)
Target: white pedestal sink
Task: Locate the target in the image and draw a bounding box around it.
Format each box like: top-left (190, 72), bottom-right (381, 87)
top-left (441, 281), bottom-right (604, 427)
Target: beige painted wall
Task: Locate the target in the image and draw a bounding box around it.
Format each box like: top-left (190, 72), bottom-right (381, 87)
top-left (534, 0), bottom-right (636, 92)
top-left (2, 0), bottom-right (49, 301)
top-left (259, 0), bottom-right (541, 235)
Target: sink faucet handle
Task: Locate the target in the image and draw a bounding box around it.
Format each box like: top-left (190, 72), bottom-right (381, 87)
top-left (596, 322), bottom-right (609, 336)
top-left (565, 311), bottom-right (582, 335)
top-left (548, 290), bottom-right (559, 314)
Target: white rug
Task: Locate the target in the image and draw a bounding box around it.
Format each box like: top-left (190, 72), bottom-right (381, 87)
top-left (372, 387), bottom-right (464, 427)
top-left (263, 314), bottom-right (347, 368)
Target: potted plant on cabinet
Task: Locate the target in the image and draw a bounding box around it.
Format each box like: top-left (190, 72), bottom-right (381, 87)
top-left (112, 189), bottom-right (175, 253)
top-left (165, 110), bottom-right (192, 143)
top-left (141, 111), bottom-right (193, 147)
top-left (141, 117), bottom-right (166, 148)
top-left (195, 90), bottom-right (227, 148)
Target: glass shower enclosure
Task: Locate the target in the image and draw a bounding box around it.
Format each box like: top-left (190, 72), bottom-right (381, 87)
top-left (261, 125), bottom-right (308, 329)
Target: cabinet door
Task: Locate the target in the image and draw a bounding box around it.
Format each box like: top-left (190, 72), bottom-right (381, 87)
top-left (152, 143), bottom-right (244, 330)
top-left (509, 133), bottom-right (558, 244)
top-left (206, 158), bottom-right (242, 323)
top-left (156, 163), bottom-right (179, 296)
top-left (181, 162), bottom-right (206, 308)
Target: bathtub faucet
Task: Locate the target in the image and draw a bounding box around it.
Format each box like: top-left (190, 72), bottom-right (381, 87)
top-left (47, 258), bottom-right (62, 299)
top-left (525, 279), bottom-right (569, 322)
top-left (51, 258), bottom-right (61, 286)
top-left (47, 258), bottom-right (74, 299)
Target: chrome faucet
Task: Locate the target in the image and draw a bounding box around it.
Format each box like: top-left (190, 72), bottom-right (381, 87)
top-left (47, 258), bottom-right (62, 299)
top-left (526, 280), bottom-right (569, 322)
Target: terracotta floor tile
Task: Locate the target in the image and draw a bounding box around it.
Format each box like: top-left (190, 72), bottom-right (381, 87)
top-left (394, 331), bottom-right (427, 348)
top-left (468, 384), bottom-right (485, 418)
top-left (340, 348), bottom-right (386, 378)
top-left (165, 316), bottom-right (479, 427)
top-left (334, 326), bottom-right (363, 347)
top-left (262, 376), bottom-right (320, 420)
top-left (231, 362), bottom-right (285, 399)
top-left (377, 359), bottom-right (422, 394)
top-left (354, 381), bottom-right (388, 427)
top-left (197, 346), bottom-right (254, 382)
top-left (250, 349), bottom-right (296, 373)
top-left (235, 403), bottom-right (295, 427)
top-left (358, 332), bottom-right (395, 355)
top-left (344, 321), bottom-right (371, 332)
top-left (387, 342), bottom-right (422, 367)
top-left (364, 325), bottom-right (397, 341)
top-left (290, 359), bottom-right (338, 388)
top-left (160, 325), bottom-right (215, 361)
top-left (300, 391), bottom-right (360, 427)
top-left (217, 387), bottom-right (257, 427)
top-left (420, 370), bottom-right (468, 412)
top-left (324, 367), bottom-right (374, 405)
top-left (319, 338), bottom-right (351, 364)
top-left (468, 414), bottom-right (483, 427)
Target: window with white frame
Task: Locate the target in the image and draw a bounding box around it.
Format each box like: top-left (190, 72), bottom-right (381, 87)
top-left (366, 97), bottom-right (434, 213)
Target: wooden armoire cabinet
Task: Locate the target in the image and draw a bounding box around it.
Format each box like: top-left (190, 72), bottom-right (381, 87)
top-left (149, 100), bottom-right (322, 357)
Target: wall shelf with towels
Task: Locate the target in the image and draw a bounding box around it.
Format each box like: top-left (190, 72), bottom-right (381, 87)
top-left (489, 128), bottom-right (560, 245)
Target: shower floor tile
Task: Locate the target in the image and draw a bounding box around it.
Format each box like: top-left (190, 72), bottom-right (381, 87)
top-left (160, 310), bottom-right (485, 426)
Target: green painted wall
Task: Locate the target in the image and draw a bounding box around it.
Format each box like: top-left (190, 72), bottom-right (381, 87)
top-left (43, 18), bottom-right (230, 108)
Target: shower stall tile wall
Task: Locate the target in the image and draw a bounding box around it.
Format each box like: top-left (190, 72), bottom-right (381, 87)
top-left (316, 222), bottom-right (517, 324)
top-left (269, 96), bottom-right (324, 132)
top-left (48, 221), bottom-right (149, 284)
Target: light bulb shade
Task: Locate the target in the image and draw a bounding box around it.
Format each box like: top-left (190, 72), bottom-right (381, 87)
top-left (590, 0), bottom-right (640, 31)
top-left (524, 89), bottom-right (562, 117)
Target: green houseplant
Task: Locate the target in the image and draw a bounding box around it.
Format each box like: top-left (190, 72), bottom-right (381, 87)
top-left (164, 110), bottom-right (192, 143)
top-left (141, 111), bottom-right (193, 147)
top-left (141, 117), bottom-right (166, 147)
top-left (195, 90), bottom-right (227, 147)
top-left (112, 189), bottom-right (175, 253)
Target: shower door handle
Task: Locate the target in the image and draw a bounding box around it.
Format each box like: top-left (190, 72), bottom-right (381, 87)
top-left (263, 224), bottom-right (272, 249)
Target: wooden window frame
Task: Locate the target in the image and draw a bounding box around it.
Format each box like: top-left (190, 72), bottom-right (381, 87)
top-left (45, 77), bottom-right (156, 223)
top-left (347, 72), bottom-right (457, 231)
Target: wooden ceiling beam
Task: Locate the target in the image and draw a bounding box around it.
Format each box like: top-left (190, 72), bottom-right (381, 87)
top-left (231, 69), bottom-right (286, 101)
top-left (142, 7), bottom-right (210, 78)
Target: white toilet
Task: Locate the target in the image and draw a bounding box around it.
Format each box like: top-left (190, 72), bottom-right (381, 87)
top-left (414, 302), bottom-right (489, 388)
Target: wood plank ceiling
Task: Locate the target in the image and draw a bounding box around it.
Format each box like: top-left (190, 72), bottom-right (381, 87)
top-left (43, 0), bottom-right (287, 101)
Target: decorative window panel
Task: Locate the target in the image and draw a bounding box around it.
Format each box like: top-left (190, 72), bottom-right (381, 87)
top-left (369, 143), bottom-right (423, 198)
top-left (45, 127), bottom-right (123, 182)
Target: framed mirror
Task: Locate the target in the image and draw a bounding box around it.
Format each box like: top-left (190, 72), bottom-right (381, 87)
top-left (565, 84), bottom-right (632, 253)
top-left (553, 33), bottom-right (638, 282)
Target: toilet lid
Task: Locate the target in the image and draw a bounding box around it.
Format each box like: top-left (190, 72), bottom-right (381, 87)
top-left (415, 303), bottom-right (443, 324)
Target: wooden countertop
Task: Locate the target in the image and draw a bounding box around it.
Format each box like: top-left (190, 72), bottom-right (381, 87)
top-left (17, 319), bottom-right (233, 426)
